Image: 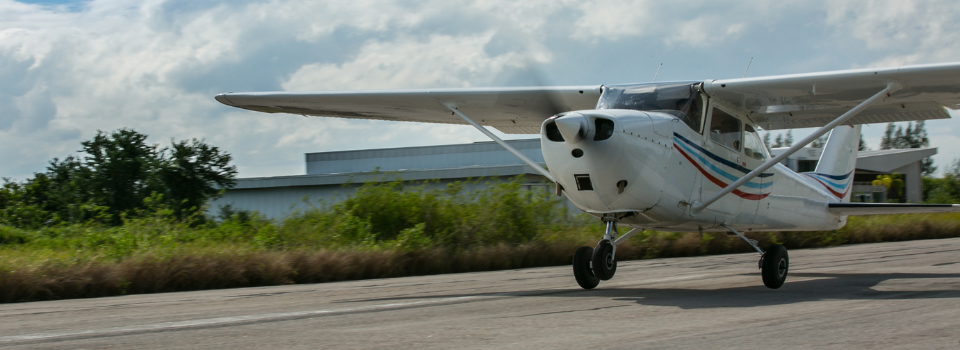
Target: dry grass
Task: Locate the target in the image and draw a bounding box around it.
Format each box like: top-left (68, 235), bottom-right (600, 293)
top-left (0, 244), bottom-right (578, 303)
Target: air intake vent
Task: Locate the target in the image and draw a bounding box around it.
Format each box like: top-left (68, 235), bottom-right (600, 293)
top-left (594, 118), bottom-right (614, 141)
top-left (575, 174), bottom-right (594, 191)
top-left (545, 121), bottom-right (564, 142)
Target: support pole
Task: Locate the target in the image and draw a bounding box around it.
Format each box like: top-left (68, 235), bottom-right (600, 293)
top-left (723, 224), bottom-right (763, 255)
top-left (443, 103), bottom-right (555, 182)
top-left (613, 228), bottom-right (641, 246)
top-left (691, 82), bottom-right (902, 214)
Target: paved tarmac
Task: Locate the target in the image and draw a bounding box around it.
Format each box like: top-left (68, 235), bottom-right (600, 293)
top-left (2, 238), bottom-right (960, 349)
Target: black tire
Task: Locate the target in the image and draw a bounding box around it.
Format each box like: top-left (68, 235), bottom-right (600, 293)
top-left (592, 240), bottom-right (617, 281)
top-left (761, 244), bottom-right (789, 289)
top-left (573, 246), bottom-right (600, 289)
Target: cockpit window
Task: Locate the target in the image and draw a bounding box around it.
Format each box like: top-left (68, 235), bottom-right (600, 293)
top-left (709, 108), bottom-right (742, 152)
top-left (596, 82), bottom-right (703, 133)
top-left (743, 125), bottom-right (766, 160)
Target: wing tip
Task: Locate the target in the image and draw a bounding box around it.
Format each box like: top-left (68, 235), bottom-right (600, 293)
top-left (215, 93), bottom-right (236, 106)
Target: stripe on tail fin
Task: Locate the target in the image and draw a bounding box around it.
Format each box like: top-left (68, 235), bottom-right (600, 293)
top-left (808, 125), bottom-right (861, 202)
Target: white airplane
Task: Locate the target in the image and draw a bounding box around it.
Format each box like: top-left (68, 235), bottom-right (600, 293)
top-left (217, 62), bottom-right (960, 290)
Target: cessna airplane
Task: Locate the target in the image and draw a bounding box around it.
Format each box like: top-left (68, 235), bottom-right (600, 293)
top-left (217, 62), bottom-right (960, 290)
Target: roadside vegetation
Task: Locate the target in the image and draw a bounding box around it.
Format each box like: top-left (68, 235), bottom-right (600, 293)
top-left (2, 128), bottom-right (960, 303)
top-left (3, 177), bottom-right (960, 303)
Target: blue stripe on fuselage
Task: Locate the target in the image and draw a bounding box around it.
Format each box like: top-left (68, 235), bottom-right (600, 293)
top-left (673, 132), bottom-right (773, 178)
top-left (674, 138), bottom-right (772, 189)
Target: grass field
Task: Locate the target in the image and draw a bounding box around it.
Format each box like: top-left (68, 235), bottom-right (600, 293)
top-left (2, 179), bottom-right (959, 303)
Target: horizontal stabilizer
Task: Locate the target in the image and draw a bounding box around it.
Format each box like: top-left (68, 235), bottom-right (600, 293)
top-left (828, 203), bottom-right (960, 216)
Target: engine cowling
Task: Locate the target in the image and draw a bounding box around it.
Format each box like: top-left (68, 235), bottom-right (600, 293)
top-left (541, 110), bottom-right (673, 214)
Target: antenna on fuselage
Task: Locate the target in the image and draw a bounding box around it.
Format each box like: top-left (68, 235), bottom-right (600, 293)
top-left (743, 57), bottom-right (754, 78)
top-left (652, 63), bottom-right (662, 82)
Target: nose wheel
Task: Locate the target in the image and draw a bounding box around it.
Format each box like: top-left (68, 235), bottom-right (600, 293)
top-left (593, 240), bottom-right (617, 280)
top-left (572, 220), bottom-right (641, 289)
top-left (572, 246), bottom-right (600, 289)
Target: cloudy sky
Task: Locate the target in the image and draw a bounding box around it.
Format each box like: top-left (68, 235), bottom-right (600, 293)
top-left (3, 0), bottom-right (960, 181)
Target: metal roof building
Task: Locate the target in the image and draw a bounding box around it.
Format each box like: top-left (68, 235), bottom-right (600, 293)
top-left (211, 139), bottom-right (553, 220)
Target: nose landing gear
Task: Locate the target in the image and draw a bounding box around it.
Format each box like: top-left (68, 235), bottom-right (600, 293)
top-left (593, 222), bottom-right (618, 280)
top-left (572, 246), bottom-right (600, 289)
top-left (572, 220), bottom-right (641, 289)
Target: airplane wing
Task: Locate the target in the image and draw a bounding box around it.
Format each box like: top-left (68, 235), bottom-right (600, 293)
top-left (216, 62), bottom-right (960, 133)
top-left (828, 203), bottom-right (960, 215)
top-left (703, 62), bottom-right (960, 130)
top-left (216, 86), bottom-right (603, 134)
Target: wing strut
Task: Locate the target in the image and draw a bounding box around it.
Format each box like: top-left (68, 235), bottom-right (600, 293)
top-left (691, 81), bottom-right (903, 215)
top-left (442, 103), bottom-right (555, 182)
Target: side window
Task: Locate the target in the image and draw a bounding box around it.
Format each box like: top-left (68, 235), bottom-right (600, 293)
top-left (709, 108), bottom-right (742, 151)
top-left (743, 125), bottom-right (766, 160)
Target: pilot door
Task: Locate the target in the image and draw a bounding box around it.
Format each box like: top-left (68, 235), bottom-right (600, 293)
top-left (697, 105), bottom-right (760, 222)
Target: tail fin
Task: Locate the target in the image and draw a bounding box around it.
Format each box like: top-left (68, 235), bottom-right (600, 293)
top-left (809, 125), bottom-right (860, 202)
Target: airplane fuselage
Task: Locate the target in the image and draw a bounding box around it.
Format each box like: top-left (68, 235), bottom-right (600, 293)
top-left (541, 109), bottom-right (847, 233)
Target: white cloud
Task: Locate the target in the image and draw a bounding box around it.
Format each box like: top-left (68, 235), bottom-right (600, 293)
top-left (282, 33), bottom-right (524, 90)
top-left (1, 0), bottom-right (960, 183)
top-left (664, 18), bottom-right (745, 47)
top-left (571, 0), bottom-right (658, 41)
top-left (570, 0), bottom-right (771, 46)
top-left (825, 0), bottom-right (960, 66)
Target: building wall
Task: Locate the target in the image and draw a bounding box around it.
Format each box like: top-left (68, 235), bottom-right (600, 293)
top-left (210, 173), bottom-right (568, 220)
top-left (892, 161), bottom-right (923, 203)
top-left (306, 139), bottom-right (543, 174)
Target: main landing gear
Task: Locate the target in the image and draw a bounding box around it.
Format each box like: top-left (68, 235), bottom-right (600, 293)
top-left (572, 222), bottom-right (789, 290)
top-left (572, 220), bottom-right (640, 289)
top-left (724, 224), bottom-right (789, 289)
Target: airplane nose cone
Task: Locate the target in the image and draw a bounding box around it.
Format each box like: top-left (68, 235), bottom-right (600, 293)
top-left (554, 113), bottom-right (589, 143)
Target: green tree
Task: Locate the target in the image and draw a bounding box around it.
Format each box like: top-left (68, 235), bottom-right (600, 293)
top-left (879, 122), bottom-right (936, 176)
top-left (810, 134), bottom-right (828, 148)
top-left (81, 129), bottom-right (163, 223)
top-left (771, 131), bottom-right (794, 148)
top-left (893, 125), bottom-right (905, 149)
top-left (881, 123), bottom-right (896, 149)
top-left (0, 129), bottom-right (237, 228)
top-left (913, 121), bottom-right (936, 176)
top-left (158, 139), bottom-right (237, 219)
top-left (923, 158), bottom-right (960, 203)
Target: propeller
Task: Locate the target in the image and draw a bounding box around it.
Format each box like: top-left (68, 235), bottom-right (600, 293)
top-left (490, 60), bottom-right (571, 118)
top-left (554, 113), bottom-right (588, 143)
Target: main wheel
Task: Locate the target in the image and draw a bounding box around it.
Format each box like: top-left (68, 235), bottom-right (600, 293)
top-left (592, 240), bottom-right (617, 281)
top-left (573, 246), bottom-right (600, 289)
top-left (761, 244), bottom-right (789, 289)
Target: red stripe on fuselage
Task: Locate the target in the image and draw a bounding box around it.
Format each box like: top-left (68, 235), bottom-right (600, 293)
top-left (675, 146), bottom-right (770, 201)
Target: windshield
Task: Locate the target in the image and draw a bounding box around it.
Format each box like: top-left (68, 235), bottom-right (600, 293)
top-left (596, 82), bottom-right (702, 132)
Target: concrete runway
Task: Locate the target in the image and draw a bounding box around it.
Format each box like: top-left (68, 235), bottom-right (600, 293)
top-left (2, 238), bottom-right (960, 349)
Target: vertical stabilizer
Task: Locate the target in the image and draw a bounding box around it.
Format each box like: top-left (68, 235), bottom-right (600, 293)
top-left (809, 125), bottom-right (861, 202)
